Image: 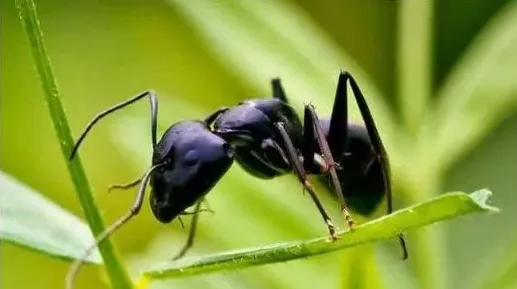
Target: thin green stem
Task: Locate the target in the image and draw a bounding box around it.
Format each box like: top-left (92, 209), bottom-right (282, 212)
top-left (397, 0), bottom-right (433, 136)
top-left (14, 0), bottom-right (132, 288)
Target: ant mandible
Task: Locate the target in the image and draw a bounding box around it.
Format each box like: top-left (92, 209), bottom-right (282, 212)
top-left (65, 71), bottom-right (407, 289)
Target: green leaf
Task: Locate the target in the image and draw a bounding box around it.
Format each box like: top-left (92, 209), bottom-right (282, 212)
top-left (141, 190), bottom-right (497, 280)
top-left (0, 172), bottom-right (102, 264)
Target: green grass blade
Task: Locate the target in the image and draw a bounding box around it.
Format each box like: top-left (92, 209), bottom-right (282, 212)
top-left (423, 2), bottom-right (517, 171)
top-left (0, 172), bottom-right (102, 264)
top-left (13, 0), bottom-right (132, 288)
top-left (142, 190), bottom-right (497, 280)
top-left (397, 1), bottom-right (433, 135)
top-left (395, 4), bottom-right (438, 287)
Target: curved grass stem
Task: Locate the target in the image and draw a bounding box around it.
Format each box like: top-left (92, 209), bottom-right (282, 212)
top-left (14, 0), bottom-right (132, 288)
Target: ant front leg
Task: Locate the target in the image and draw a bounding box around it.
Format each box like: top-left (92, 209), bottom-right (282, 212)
top-left (172, 199), bottom-right (204, 260)
top-left (274, 122), bottom-right (337, 241)
top-left (66, 91), bottom-right (161, 289)
top-left (303, 104), bottom-right (355, 229)
top-left (66, 162), bottom-right (167, 289)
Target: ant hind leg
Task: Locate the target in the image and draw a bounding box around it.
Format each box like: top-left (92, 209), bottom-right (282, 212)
top-left (275, 122), bottom-right (337, 241)
top-left (304, 104), bottom-right (355, 229)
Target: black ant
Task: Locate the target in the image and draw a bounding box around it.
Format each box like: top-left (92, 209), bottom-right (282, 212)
top-left (65, 71), bottom-right (407, 289)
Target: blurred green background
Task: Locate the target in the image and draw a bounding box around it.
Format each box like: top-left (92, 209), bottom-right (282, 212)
top-left (2, 1), bottom-right (517, 289)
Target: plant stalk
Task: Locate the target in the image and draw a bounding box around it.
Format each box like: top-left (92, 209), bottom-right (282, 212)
top-left (397, 1), bottom-right (433, 136)
top-left (14, 0), bottom-right (133, 288)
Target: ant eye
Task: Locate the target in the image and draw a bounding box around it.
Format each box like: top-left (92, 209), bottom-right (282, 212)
top-left (183, 150), bottom-right (199, 166)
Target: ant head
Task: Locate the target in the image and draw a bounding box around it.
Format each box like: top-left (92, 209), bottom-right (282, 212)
top-left (150, 121), bottom-right (234, 223)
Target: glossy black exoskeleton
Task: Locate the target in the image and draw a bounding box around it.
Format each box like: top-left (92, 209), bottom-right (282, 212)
top-left (213, 98), bottom-right (304, 179)
top-left (320, 121), bottom-right (387, 215)
top-left (150, 120), bottom-right (234, 222)
top-left (66, 71), bottom-right (407, 289)
top-left (208, 71), bottom-right (407, 258)
top-left (208, 94), bottom-right (353, 240)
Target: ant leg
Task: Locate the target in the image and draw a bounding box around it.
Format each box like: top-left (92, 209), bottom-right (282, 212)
top-left (180, 208), bottom-right (214, 215)
top-left (171, 199), bottom-right (203, 260)
top-left (65, 162), bottom-right (167, 289)
top-left (301, 106), bottom-right (318, 172)
top-left (108, 176), bottom-right (142, 192)
top-left (274, 122), bottom-right (337, 241)
top-left (177, 217), bottom-right (185, 229)
top-left (327, 72), bottom-right (349, 159)
top-left (271, 78), bottom-right (288, 103)
top-left (304, 104), bottom-right (355, 229)
top-left (70, 90), bottom-right (158, 159)
top-left (179, 200), bottom-right (214, 216)
top-left (345, 72), bottom-right (408, 260)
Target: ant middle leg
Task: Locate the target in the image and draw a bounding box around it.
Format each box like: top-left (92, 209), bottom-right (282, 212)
top-left (274, 122), bottom-right (337, 241)
top-left (304, 104), bottom-right (355, 229)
